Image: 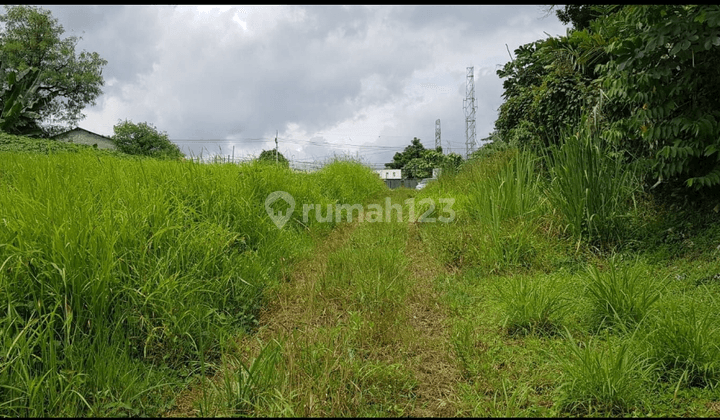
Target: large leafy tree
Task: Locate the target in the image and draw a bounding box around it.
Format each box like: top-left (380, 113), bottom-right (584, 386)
top-left (596, 5), bottom-right (720, 189)
top-left (494, 5), bottom-right (625, 152)
top-left (112, 120), bottom-right (183, 159)
top-left (496, 4), bottom-right (720, 191)
top-left (554, 5), bottom-right (604, 31)
top-left (495, 36), bottom-right (599, 150)
top-left (386, 137), bottom-right (425, 170)
top-left (0, 5), bottom-right (107, 136)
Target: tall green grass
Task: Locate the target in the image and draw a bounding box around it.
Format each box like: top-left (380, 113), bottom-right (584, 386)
top-left (498, 273), bottom-right (569, 336)
top-left (584, 260), bottom-right (663, 332)
top-left (467, 149), bottom-right (545, 228)
top-left (554, 332), bottom-right (654, 415)
top-left (0, 150), bottom-right (386, 416)
top-left (643, 295), bottom-right (720, 388)
top-left (418, 148), bottom-right (571, 274)
top-left (544, 130), bottom-right (640, 247)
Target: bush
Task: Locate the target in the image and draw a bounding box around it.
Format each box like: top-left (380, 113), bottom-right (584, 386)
top-left (112, 119), bottom-right (183, 159)
top-left (257, 149), bottom-right (289, 167)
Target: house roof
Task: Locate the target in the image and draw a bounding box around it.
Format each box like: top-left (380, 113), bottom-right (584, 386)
top-left (51, 127), bottom-right (113, 140)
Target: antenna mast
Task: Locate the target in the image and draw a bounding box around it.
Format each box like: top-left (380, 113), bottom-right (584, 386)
top-left (464, 66), bottom-right (476, 158)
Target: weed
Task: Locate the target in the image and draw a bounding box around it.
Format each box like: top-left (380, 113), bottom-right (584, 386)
top-left (497, 274), bottom-right (569, 336)
top-left (544, 130), bottom-right (640, 248)
top-left (554, 331), bottom-right (654, 415)
top-left (584, 259), bottom-right (662, 331)
top-left (644, 295), bottom-right (720, 388)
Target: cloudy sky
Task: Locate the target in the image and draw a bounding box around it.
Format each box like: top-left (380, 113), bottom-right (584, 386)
top-left (40, 5), bottom-right (568, 168)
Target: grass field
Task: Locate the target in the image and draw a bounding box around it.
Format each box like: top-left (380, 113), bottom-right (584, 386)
top-left (1, 135), bottom-right (720, 416)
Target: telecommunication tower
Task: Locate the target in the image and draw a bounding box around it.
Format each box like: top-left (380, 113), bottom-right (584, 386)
top-left (435, 119), bottom-right (441, 150)
top-left (463, 66), bottom-right (476, 158)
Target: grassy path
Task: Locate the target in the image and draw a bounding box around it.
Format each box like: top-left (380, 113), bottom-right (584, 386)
top-left (165, 189), bottom-right (464, 416)
top-left (402, 221), bottom-right (462, 416)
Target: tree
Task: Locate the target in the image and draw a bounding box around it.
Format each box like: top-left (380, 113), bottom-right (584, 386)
top-left (386, 137), bottom-right (463, 178)
top-left (386, 137), bottom-right (425, 169)
top-left (554, 5), bottom-right (604, 31)
top-left (258, 149), bottom-right (289, 167)
top-left (0, 5), bottom-right (107, 136)
top-left (112, 120), bottom-right (183, 159)
top-left (596, 5), bottom-right (720, 189)
top-left (0, 64), bottom-right (44, 136)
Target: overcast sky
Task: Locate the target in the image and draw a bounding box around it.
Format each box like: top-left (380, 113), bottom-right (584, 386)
top-left (40, 5), bottom-right (568, 168)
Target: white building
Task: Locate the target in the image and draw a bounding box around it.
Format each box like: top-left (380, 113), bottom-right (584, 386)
top-left (375, 169), bottom-right (402, 180)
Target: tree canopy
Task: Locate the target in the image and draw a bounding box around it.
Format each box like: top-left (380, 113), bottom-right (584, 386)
top-left (554, 5), bottom-right (604, 31)
top-left (258, 149), bottom-right (290, 167)
top-left (495, 5), bottom-right (720, 191)
top-left (386, 137), bottom-right (426, 171)
top-left (112, 120), bottom-right (183, 159)
top-left (386, 137), bottom-right (463, 178)
top-left (0, 5), bottom-right (107, 136)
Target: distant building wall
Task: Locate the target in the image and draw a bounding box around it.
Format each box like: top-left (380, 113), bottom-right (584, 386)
top-left (375, 169), bottom-right (402, 180)
top-left (53, 128), bottom-right (116, 150)
top-left (402, 179), bottom-right (419, 189)
top-left (384, 178), bottom-right (420, 189)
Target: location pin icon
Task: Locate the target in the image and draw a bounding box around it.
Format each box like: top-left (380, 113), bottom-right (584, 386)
top-left (265, 191), bottom-right (295, 229)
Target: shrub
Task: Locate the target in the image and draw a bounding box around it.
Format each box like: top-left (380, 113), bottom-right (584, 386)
top-left (112, 119), bottom-right (183, 159)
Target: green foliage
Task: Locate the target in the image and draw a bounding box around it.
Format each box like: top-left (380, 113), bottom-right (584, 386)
top-left (498, 274), bottom-right (569, 336)
top-left (597, 5), bottom-right (720, 189)
top-left (0, 5), bottom-right (107, 135)
top-left (584, 261), bottom-right (662, 331)
top-left (544, 129), bottom-right (640, 246)
top-left (644, 297), bottom-right (720, 387)
top-left (257, 149), bottom-right (289, 167)
top-left (0, 151), bottom-right (386, 416)
top-left (494, 28), bottom-right (614, 151)
top-left (469, 149), bottom-right (544, 227)
top-left (0, 63), bottom-right (44, 136)
top-left (386, 137), bottom-right (463, 179)
top-left (112, 120), bottom-right (183, 159)
top-left (554, 5), bottom-right (613, 31)
top-left (386, 137), bottom-right (425, 170)
top-left (0, 131), bottom-right (125, 156)
top-left (468, 135), bottom-right (516, 161)
top-left (554, 333), bottom-right (654, 415)
top-left (496, 5), bottom-right (720, 192)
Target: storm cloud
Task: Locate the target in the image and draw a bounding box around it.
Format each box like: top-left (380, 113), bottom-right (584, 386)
top-left (40, 5), bottom-right (568, 165)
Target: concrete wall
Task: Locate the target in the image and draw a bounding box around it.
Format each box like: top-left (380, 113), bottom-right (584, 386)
top-left (55, 129), bottom-right (116, 150)
top-left (384, 179), bottom-right (419, 189)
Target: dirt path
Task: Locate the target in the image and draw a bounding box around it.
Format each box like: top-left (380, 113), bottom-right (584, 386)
top-left (165, 199), bottom-right (463, 416)
top-left (164, 222), bottom-right (361, 417)
top-left (403, 221), bottom-right (462, 417)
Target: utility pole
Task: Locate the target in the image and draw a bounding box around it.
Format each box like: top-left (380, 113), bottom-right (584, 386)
top-left (275, 130), bottom-right (278, 165)
top-left (464, 66), bottom-right (477, 159)
top-left (435, 119), bottom-right (441, 150)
